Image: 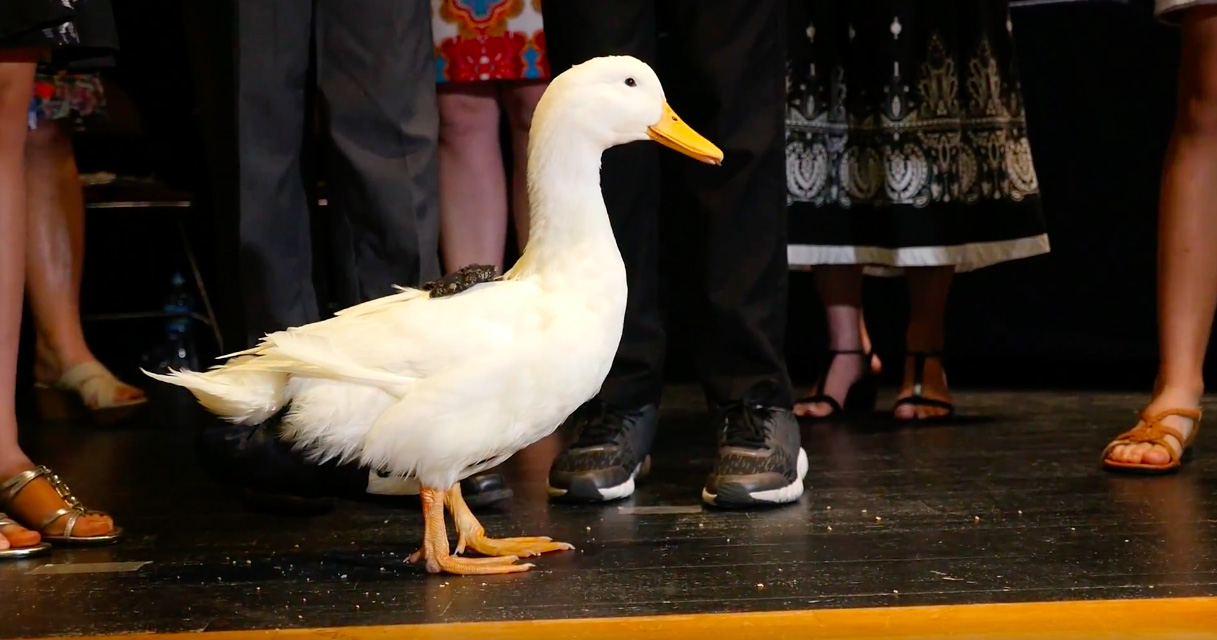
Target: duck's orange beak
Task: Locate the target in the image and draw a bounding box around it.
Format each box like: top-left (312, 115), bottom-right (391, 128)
top-left (647, 101), bottom-right (724, 165)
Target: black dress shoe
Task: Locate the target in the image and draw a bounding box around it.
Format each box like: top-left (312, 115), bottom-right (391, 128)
top-left (460, 471), bottom-right (513, 508)
top-left (194, 414), bottom-right (362, 515)
top-left (196, 413), bottom-right (513, 513)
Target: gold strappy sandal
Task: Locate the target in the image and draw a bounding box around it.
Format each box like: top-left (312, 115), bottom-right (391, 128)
top-left (0, 513), bottom-right (50, 559)
top-left (1102, 409), bottom-right (1201, 474)
top-left (0, 466), bottom-right (122, 545)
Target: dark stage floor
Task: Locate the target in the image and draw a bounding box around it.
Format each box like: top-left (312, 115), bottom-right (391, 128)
top-left (4, 387), bottom-right (1217, 639)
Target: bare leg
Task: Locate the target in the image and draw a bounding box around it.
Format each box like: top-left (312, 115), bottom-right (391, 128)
top-left (859, 313), bottom-right (880, 374)
top-left (0, 52), bottom-right (41, 552)
top-left (1107, 8), bottom-right (1217, 465)
top-left (894, 266), bottom-right (954, 420)
top-left (0, 63), bottom-right (114, 541)
top-left (500, 80), bottom-right (547, 253)
top-left (24, 121), bottom-right (143, 406)
top-left (795, 265), bottom-right (868, 417)
top-left (446, 482), bottom-right (572, 558)
top-left (407, 486), bottom-right (531, 575)
top-left (437, 82), bottom-right (508, 273)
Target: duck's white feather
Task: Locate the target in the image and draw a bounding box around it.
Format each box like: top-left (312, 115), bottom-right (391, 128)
top-left (147, 55), bottom-right (664, 489)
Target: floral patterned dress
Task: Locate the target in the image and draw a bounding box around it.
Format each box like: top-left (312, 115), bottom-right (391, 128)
top-left (785, 0), bottom-right (1050, 275)
top-left (0, 0), bottom-right (115, 130)
top-left (431, 0), bottom-right (550, 83)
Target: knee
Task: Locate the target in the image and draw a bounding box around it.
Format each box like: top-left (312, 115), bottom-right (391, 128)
top-left (25, 121), bottom-right (67, 152)
top-left (1178, 76), bottom-right (1217, 136)
top-left (503, 84), bottom-right (546, 134)
top-left (438, 91), bottom-right (500, 143)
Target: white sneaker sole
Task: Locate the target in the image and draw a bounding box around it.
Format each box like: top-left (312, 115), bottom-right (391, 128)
top-left (546, 460), bottom-right (646, 501)
top-left (701, 447), bottom-right (809, 507)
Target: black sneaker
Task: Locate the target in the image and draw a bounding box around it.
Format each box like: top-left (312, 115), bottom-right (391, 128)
top-left (702, 402), bottom-right (807, 508)
top-left (547, 401), bottom-right (658, 502)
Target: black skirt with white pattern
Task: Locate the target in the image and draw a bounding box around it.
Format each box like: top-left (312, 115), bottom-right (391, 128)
top-left (785, 0), bottom-right (1050, 275)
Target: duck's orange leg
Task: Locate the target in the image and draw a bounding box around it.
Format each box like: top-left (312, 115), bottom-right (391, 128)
top-left (446, 483), bottom-right (574, 558)
top-left (409, 486), bottom-right (533, 575)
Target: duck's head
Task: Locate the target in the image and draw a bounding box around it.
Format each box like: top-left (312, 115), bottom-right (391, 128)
top-left (535, 56), bottom-right (724, 165)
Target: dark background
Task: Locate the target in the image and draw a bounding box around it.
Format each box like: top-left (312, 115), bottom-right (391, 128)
top-left (29, 0), bottom-right (1185, 404)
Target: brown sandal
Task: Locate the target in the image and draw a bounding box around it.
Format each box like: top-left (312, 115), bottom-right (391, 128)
top-left (1102, 409), bottom-right (1201, 474)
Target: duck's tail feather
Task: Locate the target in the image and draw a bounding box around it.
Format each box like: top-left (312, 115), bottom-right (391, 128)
top-left (143, 356), bottom-right (288, 425)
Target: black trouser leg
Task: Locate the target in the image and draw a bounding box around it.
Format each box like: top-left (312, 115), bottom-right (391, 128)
top-left (667, 0), bottom-right (793, 408)
top-left (235, 0), bottom-right (317, 345)
top-left (541, 0), bottom-right (665, 409)
top-left (316, 0), bottom-right (440, 305)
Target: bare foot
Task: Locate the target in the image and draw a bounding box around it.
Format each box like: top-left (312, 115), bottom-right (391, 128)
top-left (893, 355), bottom-right (952, 420)
top-left (1, 465), bottom-right (117, 538)
top-left (1104, 385), bottom-right (1201, 467)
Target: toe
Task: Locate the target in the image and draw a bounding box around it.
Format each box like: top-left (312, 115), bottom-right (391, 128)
top-left (115, 385), bottom-right (145, 403)
top-left (0, 534), bottom-right (9, 550)
top-left (1141, 444), bottom-right (1174, 466)
top-left (1111, 443), bottom-right (1142, 464)
top-left (0, 523), bottom-right (41, 548)
top-left (795, 402), bottom-right (834, 418)
top-left (810, 402), bottom-right (835, 418)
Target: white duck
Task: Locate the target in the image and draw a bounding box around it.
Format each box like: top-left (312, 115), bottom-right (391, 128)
top-left (147, 56), bottom-right (722, 575)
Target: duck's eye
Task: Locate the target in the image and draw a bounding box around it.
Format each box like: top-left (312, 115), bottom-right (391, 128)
top-left (624, 77), bottom-right (637, 87)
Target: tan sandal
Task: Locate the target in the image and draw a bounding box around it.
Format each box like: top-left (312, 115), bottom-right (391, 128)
top-left (1102, 408), bottom-right (1201, 474)
top-left (34, 361), bottom-right (147, 426)
top-left (0, 513), bottom-right (50, 559)
top-left (0, 466), bottom-right (122, 545)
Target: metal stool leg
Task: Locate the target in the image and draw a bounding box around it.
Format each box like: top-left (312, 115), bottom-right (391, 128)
top-left (176, 219), bottom-right (225, 354)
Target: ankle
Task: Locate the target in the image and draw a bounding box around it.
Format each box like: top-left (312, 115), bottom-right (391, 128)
top-left (904, 329), bottom-right (944, 354)
top-left (36, 342), bottom-right (93, 379)
top-left (1150, 383), bottom-right (1204, 408)
top-left (0, 454), bottom-right (35, 481)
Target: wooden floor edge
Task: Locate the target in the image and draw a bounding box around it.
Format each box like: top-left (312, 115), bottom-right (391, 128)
top-left (42, 596), bottom-right (1217, 640)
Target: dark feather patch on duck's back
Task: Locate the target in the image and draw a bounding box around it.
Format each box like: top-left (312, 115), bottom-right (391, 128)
top-left (423, 265), bottom-right (500, 298)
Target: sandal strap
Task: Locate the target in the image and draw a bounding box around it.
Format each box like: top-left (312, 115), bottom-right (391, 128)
top-left (37, 506), bottom-right (79, 533)
top-left (0, 465), bottom-right (88, 518)
top-left (0, 466), bottom-right (47, 507)
top-left (56, 361), bottom-right (143, 410)
top-left (1104, 409), bottom-right (1202, 463)
top-left (893, 395), bottom-right (955, 413)
top-left (905, 351), bottom-right (945, 399)
top-left (0, 466), bottom-right (111, 538)
top-left (0, 512), bottom-right (17, 527)
top-left (805, 350), bottom-right (873, 415)
top-left (57, 361), bottom-right (112, 390)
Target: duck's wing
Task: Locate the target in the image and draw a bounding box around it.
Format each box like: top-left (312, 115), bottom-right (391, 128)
top-left (221, 280), bottom-right (549, 391)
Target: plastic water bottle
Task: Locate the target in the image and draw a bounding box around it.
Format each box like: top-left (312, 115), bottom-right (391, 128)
top-left (148, 272), bottom-right (199, 373)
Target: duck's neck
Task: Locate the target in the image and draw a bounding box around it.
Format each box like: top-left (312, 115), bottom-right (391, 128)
top-left (507, 122), bottom-right (623, 288)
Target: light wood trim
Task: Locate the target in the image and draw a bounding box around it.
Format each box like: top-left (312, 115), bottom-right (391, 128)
top-left (48, 597), bottom-right (1217, 640)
